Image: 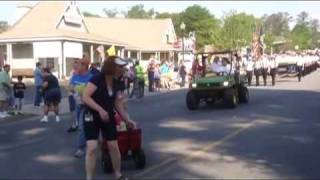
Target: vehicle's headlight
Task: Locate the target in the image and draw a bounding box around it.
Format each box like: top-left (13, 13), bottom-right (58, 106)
top-left (223, 81), bottom-right (229, 86)
top-left (192, 83), bottom-right (197, 88)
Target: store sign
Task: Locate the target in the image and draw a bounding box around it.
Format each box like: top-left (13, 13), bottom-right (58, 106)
top-left (173, 38), bottom-right (195, 51)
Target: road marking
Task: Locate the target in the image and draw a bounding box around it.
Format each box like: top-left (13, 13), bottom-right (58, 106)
top-left (134, 122), bottom-right (255, 178)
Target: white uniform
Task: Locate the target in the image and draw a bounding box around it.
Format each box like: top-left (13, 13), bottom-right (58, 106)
top-left (244, 59), bottom-right (254, 71)
top-left (254, 60), bottom-right (262, 70)
top-left (297, 56), bottom-right (304, 67)
top-left (262, 57), bottom-right (270, 70)
top-left (211, 62), bottom-right (221, 73)
top-left (269, 58), bottom-right (278, 69)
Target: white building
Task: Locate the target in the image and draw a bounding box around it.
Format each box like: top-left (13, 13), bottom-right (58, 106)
top-left (0, 1), bottom-right (178, 78)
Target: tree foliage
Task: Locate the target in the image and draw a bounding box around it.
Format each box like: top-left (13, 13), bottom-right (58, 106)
top-left (213, 11), bottom-right (258, 50)
top-left (125, 4), bottom-right (155, 18)
top-left (0, 21), bottom-right (9, 33)
top-left (178, 5), bottom-right (219, 49)
top-left (100, 4), bottom-right (320, 51)
top-left (103, 8), bottom-right (118, 18)
top-left (82, 11), bottom-right (100, 17)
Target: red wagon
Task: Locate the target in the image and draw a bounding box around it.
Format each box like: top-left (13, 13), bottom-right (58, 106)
top-left (101, 112), bottom-right (146, 173)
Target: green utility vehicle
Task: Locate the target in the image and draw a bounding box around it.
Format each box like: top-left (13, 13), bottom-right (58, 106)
top-left (186, 50), bottom-right (249, 110)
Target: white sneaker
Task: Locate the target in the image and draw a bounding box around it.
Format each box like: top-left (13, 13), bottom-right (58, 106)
top-left (40, 116), bottom-right (48, 123)
top-left (55, 116), bottom-right (60, 122)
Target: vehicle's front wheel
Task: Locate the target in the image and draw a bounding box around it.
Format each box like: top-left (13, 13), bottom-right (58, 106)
top-left (224, 88), bottom-right (238, 108)
top-left (238, 86), bottom-right (249, 103)
top-left (186, 91), bottom-right (200, 110)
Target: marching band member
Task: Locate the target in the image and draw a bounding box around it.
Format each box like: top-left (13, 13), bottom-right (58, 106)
top-left (269, 55), bottom-right (278, 86)
top-left (254, 58), bottom-right (262, 86)
top-left (261, 55), bottom-right (269, 86)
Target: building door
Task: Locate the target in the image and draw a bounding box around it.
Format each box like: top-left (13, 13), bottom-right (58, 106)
top-left (38, 57), bottom-right (59, 77)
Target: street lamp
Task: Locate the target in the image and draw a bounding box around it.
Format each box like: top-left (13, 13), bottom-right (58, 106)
top-left (180, 22), bottom-right (186, 65)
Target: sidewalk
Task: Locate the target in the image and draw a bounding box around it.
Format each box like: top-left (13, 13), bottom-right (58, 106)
top-left (22, 85), bottom-right (188, 116)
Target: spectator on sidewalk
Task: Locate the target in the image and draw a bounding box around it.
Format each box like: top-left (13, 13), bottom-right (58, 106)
top-left (0, 65), bottom-right (11, 118)
top-left (34, 62), bottom-right (43, 107)
top-left (179, 62), bottom-right (187, 87)
top-left (68, 58), bottom-right (93, 158)
top-left (13, 76), bottom-right (26, 115)
top-left (147, 56), bottom-right (156, 92)
top-left (89, 62), bottom-right (100, 75)
top-left (68, 60), bottom-right (79, 123)
top-left (154, 63), bottom-right (161, 92)
top-left (160, 61), bottom-right (170, 90)
top-left (129, 61), bottom-right (145, 99)
top-left (40, 68), bottom-right (61, 123)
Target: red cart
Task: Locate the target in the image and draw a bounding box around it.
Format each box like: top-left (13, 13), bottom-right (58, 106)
top-left (101, 112), bottom-right (146, 173)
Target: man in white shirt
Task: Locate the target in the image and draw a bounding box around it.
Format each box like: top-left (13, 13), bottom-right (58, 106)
top-left (296, 54), bottom-right (304, 82)
top-left (269, 56), bottom-right (278, 86)
top-left (254, 59), bottom-right (262, 86)
top-left (211, 56), bottom-right (221, 74)
top-left (244, 55), bottom-right (254, 86)
top-left (261, 55), bottom-right (270, 86)
top-left (221, 57), bottom-right (231, 76)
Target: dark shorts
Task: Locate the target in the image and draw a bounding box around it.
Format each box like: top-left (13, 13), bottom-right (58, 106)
top-left (83, 110), bottom-right (117, 141)
top-left (44, 88), bottom-right (61, 106)
top-left (155, 78), bottom-right (161, 86)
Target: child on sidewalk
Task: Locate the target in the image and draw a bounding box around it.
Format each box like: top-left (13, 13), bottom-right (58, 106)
top-left (13, 76), bottom-right (26, 114)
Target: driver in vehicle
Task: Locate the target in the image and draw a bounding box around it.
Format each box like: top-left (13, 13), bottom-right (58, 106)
top-left (211, 56), bottom-right (221, 74)
top-left (210, 57), bottom-right (231, 76)
top-left (221, 57), bottom-right (231, 75)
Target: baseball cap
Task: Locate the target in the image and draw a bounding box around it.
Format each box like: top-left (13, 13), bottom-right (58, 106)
top-left (115, 57), bottom-right (128, 66)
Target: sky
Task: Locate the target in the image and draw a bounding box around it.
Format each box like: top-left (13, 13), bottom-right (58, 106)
top-left (1, 0), bottom-right (320, 28)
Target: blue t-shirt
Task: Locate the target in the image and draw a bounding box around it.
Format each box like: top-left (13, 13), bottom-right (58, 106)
top-left (160, 64), bottom-right (169, 74)
top-left (70, 72), bottom-right (93, 104)
top-left (34, 68), bottom-right (43, 86)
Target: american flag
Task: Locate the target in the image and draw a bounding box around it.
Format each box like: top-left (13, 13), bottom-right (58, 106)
top-left (252, 24), bottom-right (264, 61)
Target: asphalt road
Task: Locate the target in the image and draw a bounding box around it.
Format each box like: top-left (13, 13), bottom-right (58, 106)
top-left (1, 70), bottom-right (320, 179)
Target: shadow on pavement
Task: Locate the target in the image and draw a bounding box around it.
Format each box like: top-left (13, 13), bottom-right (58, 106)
top-left (131, 87), bottom-right (320, 179)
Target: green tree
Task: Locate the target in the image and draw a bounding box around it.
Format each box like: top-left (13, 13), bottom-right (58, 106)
top-left (82, 11), bottom-right (100, 17)
top-left (0, 21), bottom-right (9, 33)
top-left (125, 4), bottom-right (155, 18)
top-left (296, 11), bottom-right (310, 25)
top-left (262, 12), bottom-right (291, 37)
top-left (178, 5), bottom-right (220, 49)
top-left (213, 11), bottom-right (258, 50)
top-left (309, 19), bottom-right (320, 48)
top-left (290, 12), bottom-right (313, 50)
top-left (103, 8), bottom-right (118, 18)
top-left (262, 12), bottom-right (292, 53)
top-left (290, 24), bottom-right (312, 50)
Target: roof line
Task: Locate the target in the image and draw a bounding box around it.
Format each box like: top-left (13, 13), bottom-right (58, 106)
top-left (55, 1), bottom-right (90, 33)
top-left (84, 17), bottom-right (172, 21)
top-left (10, 1), bottom-right (40, 30)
